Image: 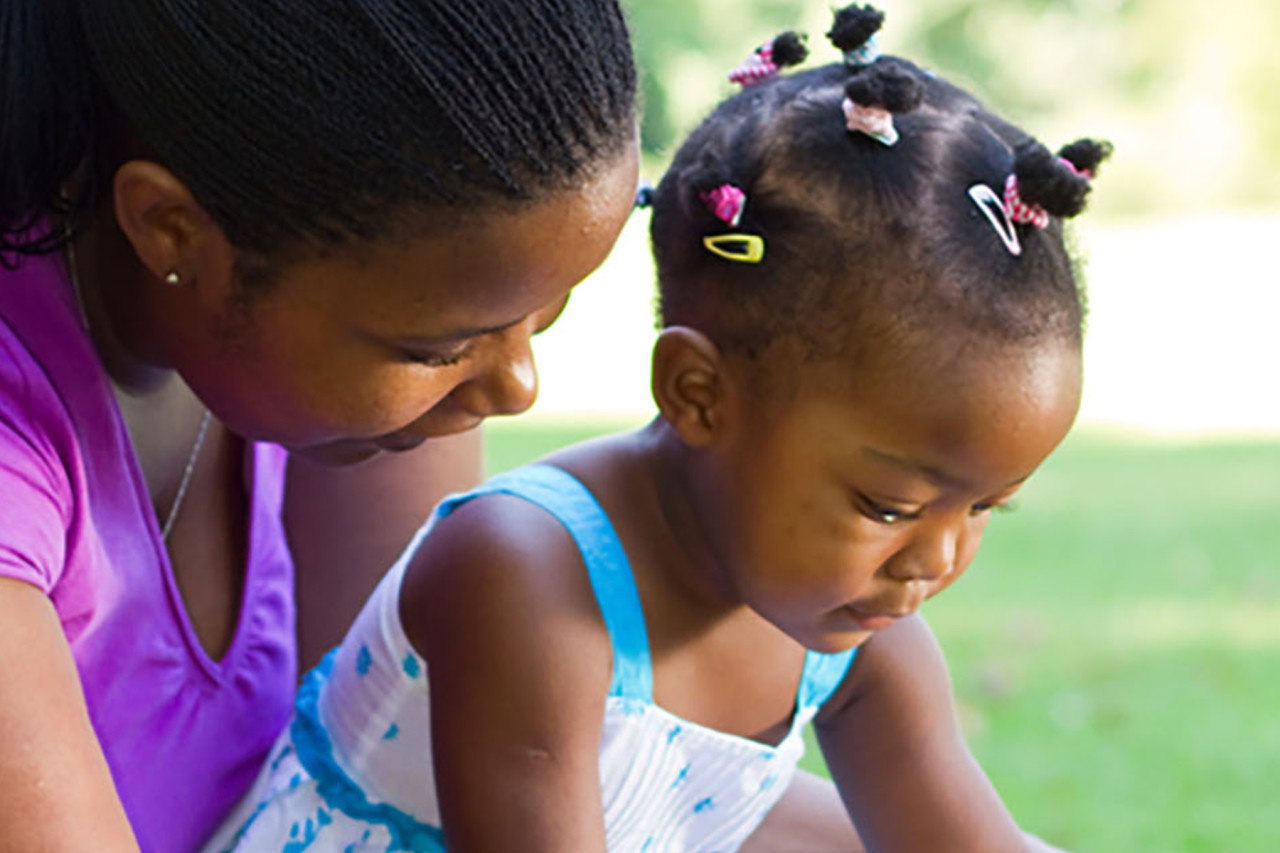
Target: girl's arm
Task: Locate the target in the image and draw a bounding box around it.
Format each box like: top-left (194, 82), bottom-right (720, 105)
top-left (815, 614), bottom-right (1029, 853)
top-left (399, 494), bottom-right (614, 853)
top-left (287, 428), bottom-right (485, 671)
top-left (0, 578), bottom-right (140, 852)
top-left (740, 769), bottom-right (867, 853)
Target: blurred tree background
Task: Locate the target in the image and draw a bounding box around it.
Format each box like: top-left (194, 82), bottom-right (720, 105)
top-left (623, 0), bottom-right (1280, 217)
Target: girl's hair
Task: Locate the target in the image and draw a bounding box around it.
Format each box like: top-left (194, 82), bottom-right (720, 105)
top-left (0, 0), bottom-right (636, 262)
top-left (650, 6), bottom-right (1109, 364)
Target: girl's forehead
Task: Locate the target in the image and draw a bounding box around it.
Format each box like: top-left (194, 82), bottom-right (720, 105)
top-left (765, 340), bottom-right (1082, 487)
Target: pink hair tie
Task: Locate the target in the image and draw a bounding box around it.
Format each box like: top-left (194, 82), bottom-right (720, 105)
top-left (843, 98), bottom-right (898, 147)
top-left (1003, 174), bottom-right (1049, 230)
top-left (1059, 156), bottom-right (1095, 180)
top-left (728, 33), bottom-right (807, 88)
top-left (700, 184), bottom-right (747, 227)
top-left (729, 46), bottom-right (779, 87)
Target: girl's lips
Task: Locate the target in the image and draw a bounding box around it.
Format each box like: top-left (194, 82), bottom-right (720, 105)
top-left (849, 612), bottom-right (900, 632)
top-left (844, 606), bottom-right (912, 633)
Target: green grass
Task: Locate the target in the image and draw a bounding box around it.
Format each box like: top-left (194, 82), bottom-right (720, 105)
top-left (485, 422), bottom-right (1280, 852)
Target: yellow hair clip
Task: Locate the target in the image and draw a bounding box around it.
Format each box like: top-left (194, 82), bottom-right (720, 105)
top-left (702, 233), bottom-right (766, 264)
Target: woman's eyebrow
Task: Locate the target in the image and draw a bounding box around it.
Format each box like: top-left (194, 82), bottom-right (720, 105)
top-left (396, 317), bottom-right (522, 346)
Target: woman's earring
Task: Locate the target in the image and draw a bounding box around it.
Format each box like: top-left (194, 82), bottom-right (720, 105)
top-left (164, 270), bottom-right (182, 286)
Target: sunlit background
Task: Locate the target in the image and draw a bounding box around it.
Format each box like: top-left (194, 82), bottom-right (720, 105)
top-left (487, 1), bottom-right (1280, 849)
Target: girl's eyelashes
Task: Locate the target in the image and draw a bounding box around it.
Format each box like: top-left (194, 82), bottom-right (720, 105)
top-left (970, 499), bottom-right (1017, 517)
top-left (855, 492), bottom-right (924, 525)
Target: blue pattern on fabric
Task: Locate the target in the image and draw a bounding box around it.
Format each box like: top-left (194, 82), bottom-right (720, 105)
top-left (384, 723), bottom-right (400, 741)
top-left (291, 652), bottom-right (448, 852)
top-left (356, 646), bottom-right (372, 676)
top-left (693, 797), bottom-right (715, 813)
top-left (671, 763), bottom-right (691, 788)
top-left (402, 654), bottom-right (421, 679)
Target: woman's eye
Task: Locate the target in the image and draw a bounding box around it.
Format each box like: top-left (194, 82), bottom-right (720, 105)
top-left (406, 349), bottom-right (469, 368)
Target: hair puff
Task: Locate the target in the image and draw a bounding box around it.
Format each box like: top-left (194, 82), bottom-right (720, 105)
top-left (844, 65), bottom-right (923, 114)
top-left (770, 31), bottom-right (810, 68)
top-left (827, 4), bottom-right (886, 54)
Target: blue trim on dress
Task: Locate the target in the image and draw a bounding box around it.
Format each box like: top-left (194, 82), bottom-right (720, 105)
top-left (435, 465), bottom-right (654, 702)
top-left (291, 652), bottom-right (448, 852)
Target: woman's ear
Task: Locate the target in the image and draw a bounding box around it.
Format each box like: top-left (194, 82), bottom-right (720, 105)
top-left (112, 160), bottom-right (236, 302)
top-left (651, 327), bottom-right (729, 449)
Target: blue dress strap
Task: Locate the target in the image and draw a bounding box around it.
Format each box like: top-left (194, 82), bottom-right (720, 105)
top-left (435, 464), bottom-right (653, 703)
top-left (795, 647), bottom-right (858, 714)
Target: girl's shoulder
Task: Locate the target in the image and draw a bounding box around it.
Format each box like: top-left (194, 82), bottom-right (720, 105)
top-left (397, 461), bottom-right (619, 679)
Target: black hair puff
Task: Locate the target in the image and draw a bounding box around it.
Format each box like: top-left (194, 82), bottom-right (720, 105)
top-left (1057, 138), bottom-right (1114, 178)
top-left (827, 4), bottom-right (886, 54)
top-left (844, 65), bottom-right (923, 114)
top-left (770, 31), bottom-right (810, 68)
top-left (1014, 139), bottom-right (1096, 220)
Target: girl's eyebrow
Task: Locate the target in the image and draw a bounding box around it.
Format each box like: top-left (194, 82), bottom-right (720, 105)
top-left (861, 447), bottom-right (1031, 491)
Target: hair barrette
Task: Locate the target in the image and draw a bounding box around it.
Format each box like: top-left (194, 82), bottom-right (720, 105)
top-left (1003, 174), bottom-right (1050, 230)
top-left (728, 32), bottom-right (809, 88)
top-left (843, 98), bottom-right (898, 146)
top-left (968, 183), bottom-right (1022, 256)
top-left (703, 234), bottom-right (766, 264)
top-left (699, 184), bottom-right (765, 264)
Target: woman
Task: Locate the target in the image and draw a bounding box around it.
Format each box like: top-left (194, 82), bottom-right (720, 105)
top-left (0, 1), bottom-right (860, 850)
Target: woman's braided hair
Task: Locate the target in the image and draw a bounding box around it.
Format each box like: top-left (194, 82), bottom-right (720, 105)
top-left (1, 0), bottom-right (637, 261)
top-left (651, 4), bottom-right (1109, 365)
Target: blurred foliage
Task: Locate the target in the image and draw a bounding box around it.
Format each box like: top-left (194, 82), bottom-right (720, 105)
top-left (622, 0), bottom-right (1280, 217)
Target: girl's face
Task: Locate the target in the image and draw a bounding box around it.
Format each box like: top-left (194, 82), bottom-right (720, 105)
top-left (701, 340), bottom-right (1082, 653)
top-left (176, 149), bottom-right (638, 465)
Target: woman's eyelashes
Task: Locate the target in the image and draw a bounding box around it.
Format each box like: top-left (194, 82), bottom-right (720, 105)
top-left (404, 345), bottom-right (472, 368)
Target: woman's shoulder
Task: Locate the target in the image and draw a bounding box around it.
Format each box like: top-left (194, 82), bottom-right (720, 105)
top-left (0, 251), bottom-right (102, 436)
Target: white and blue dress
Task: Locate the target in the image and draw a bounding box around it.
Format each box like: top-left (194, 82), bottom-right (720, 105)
top-left (204, 465), bottom-right (857, 853)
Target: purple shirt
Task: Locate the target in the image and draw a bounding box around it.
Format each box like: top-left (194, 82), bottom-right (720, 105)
top-left (0, 250), bottom-right (296, 852)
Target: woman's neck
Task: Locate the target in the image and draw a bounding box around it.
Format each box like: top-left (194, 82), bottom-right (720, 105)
top-left (70, 212), bottom-right (175, 396)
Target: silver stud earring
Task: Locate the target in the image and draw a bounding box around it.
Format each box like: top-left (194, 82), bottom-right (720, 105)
top-left (164, 270), bottom-right (182, 287)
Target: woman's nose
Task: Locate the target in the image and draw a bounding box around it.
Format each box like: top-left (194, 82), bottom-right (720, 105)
top-left (451, 327), bottom-right (539, 418)
top-left (884, 525), bottom-right (958, 584)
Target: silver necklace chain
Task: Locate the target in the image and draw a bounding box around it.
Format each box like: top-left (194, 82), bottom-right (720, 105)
top-left (63, 240), bottom-right (213, 542)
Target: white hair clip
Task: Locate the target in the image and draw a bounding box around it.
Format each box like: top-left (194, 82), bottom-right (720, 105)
top-left (968, 183), bottom-right (1022, 256)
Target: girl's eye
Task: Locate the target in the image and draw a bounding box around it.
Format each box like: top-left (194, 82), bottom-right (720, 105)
top-left (970, 501), bottom-right (1016, 517)
top-left (857, 493), bottom-right (921, 525)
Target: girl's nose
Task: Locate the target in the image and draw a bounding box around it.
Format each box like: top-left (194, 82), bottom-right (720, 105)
top-left (884, 525), bottom-right (957, 584)
top-left (451, 327), bottom-right (539, 418)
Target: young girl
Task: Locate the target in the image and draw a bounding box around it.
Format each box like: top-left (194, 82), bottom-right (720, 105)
top-left (207, 7), bottom-right (1108, 852)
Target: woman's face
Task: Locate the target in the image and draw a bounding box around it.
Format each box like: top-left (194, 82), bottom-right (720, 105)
top-left (177, 149), bottom-right (638, 465)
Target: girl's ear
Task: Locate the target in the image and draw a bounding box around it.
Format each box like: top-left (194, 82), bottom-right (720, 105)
top-left (651, 327), bottom-right (729, 449)
top-left (112, 160), bottom-right (237, 302)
